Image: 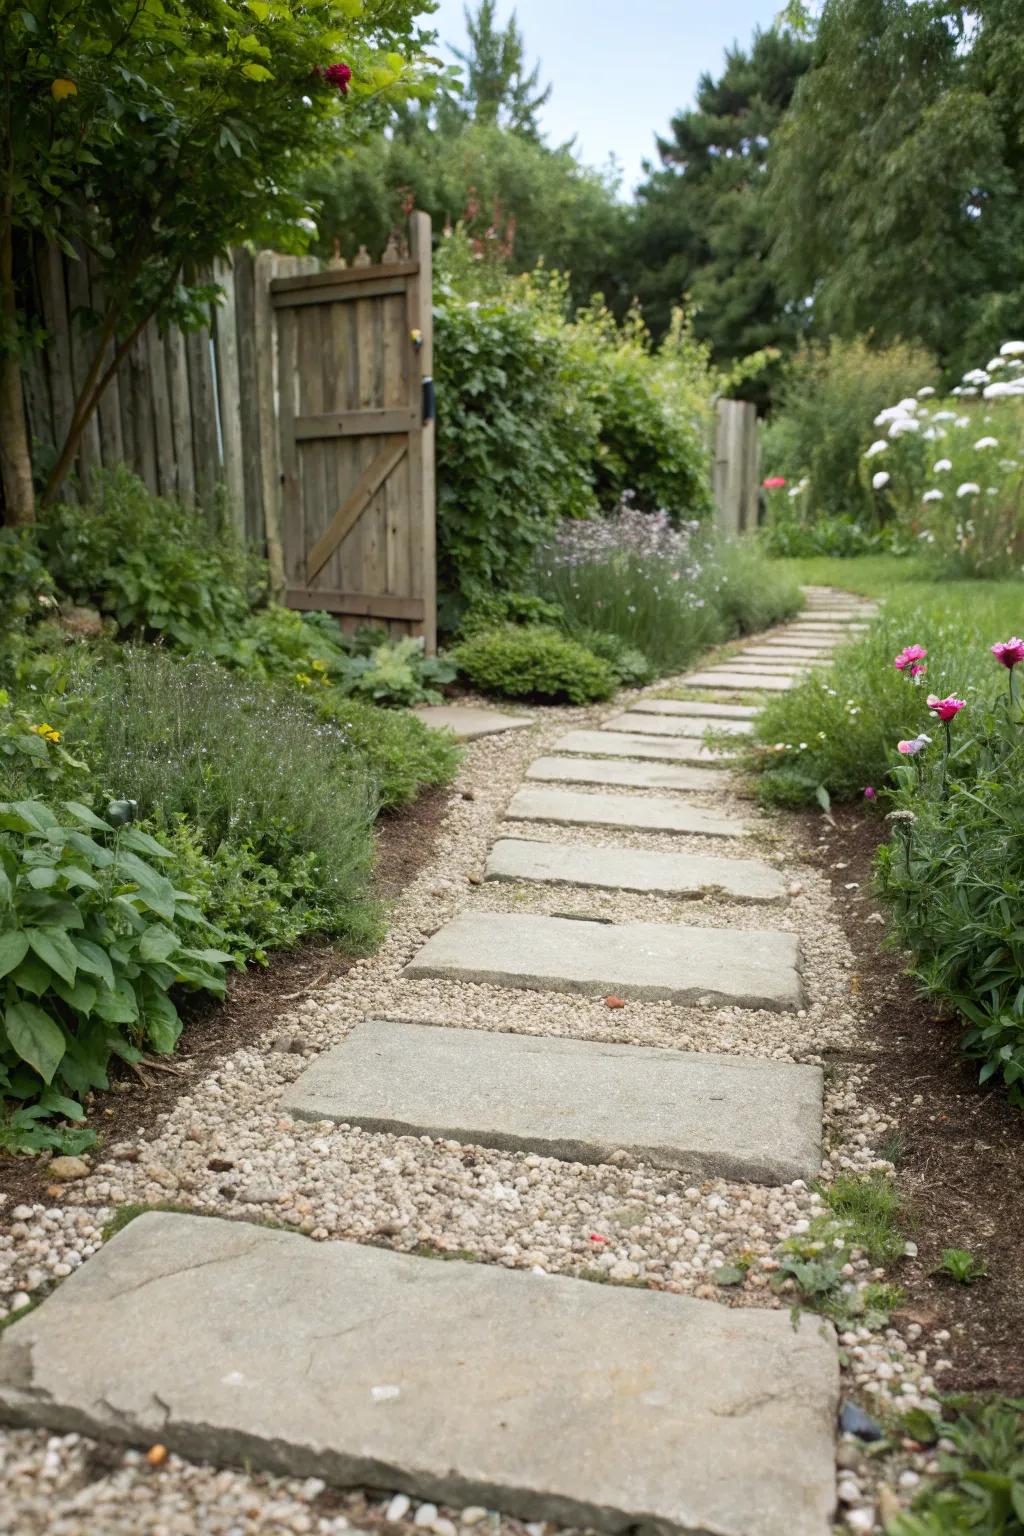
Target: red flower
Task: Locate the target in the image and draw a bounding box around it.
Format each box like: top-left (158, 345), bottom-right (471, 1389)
top-left (762, 476), bottom-right (787, 490)
top-left (992, 637), bottom-right (1024, 669)
top-left (320, 62), bottom-right (352, 95)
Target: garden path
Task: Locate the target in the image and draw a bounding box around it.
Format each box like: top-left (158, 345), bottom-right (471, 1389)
top-left (0, 588), bottom-right (883, 1536)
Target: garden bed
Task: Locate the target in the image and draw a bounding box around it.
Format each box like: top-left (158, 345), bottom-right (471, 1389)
top-left (805, 803), bottom-right (1024, 1396)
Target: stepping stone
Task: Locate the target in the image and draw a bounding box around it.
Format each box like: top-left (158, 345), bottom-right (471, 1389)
top-left (405, 912), bottom-right (804, 1011)
top-left (505, 788), bottom-right (748, 839)
top-left (602, 712), bottom-right (753, 738)
top-left (485, 837), bottom-right (787, 902)
top-left (794, 609), bottom-right (871, 622)
top-left (554, 730), bottom-right (730, 764)
top-left (741, 648), bottom-right (831, 662)
top-left (525, 756), bottom-right (725, 791)
top-left (629, 699), bottom-right (760, 720)
top-left (413, 705), bottom-right (533, 740)
top-left (283, 1018), bottom-right (824, 1182)
top-left (685, 671), bottom-right (795, 692)
top-left (0, 1210), bottom-right (839, 1536)
top-left (718, 663), bottom-right (815, 678)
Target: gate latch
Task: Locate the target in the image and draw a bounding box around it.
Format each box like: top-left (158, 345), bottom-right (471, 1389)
top-left (421, 375), bottom-right (435, 424)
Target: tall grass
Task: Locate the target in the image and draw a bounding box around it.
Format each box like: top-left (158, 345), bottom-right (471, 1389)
top-left (531, 504), bottom-right (802, 675)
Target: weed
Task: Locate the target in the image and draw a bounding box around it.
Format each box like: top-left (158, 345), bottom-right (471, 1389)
top-left (938, 1249), bottom-right (989, 1286)
top-left (822, 1173), bottom-right (906, 1265)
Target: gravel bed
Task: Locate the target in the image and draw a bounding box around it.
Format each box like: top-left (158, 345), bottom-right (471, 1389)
top-left (0, 615), bottom-right (936, 1535)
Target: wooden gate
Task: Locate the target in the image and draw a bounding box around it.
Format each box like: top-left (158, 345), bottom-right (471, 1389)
top-left (712, 398), bottom-right (761, 536)
top-left (272, 212), bottom-right (436, 650)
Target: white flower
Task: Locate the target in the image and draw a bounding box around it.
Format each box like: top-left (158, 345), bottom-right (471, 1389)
top-left (984, 380), bottom-right (1024, 398)
top-left (933, 411), bottom-right (957, 421)
top-left (917, 386), bottom-right (936, 398)
top-left (963, 368), bottom-right (990, 385)
top-left (922, 489), bottom-right (944, 503)
top-left (956, 482), bottom-right (981, 497)
top-left (960, 387), bottom-right (979, 397)
top-left (787, 485), bottom-right (803, 497)
top-left (975, 436), bottom-right (999, 449)
top-left (955, 416), bottom-right (971, 427)
top-left (874, 404), bottom-right (914, 425)
top-left (951, 386), bottom-right (963, 396)
top-left (889, 418), bottom-right (920, 437)
top-left (864, 440), bottom-right (888, 457)
top-left (872, 470), bottom-right (891, 490)
top-left (923, 428), bottom-right (938, 440)
top-left (986, 357), bottom-right (1006, 371)
top-left (933, 458), bottom-right (953, 472)
top-left (897, 397), bottom-right (919, 411)
top-left (1000, 340), bottom-right (1024, 356)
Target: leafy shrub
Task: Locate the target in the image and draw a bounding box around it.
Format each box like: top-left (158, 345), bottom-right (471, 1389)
top-left (0, 528), bottom-right (55, 639)
top-left (862, 343), bottom-right (1024, 576)
top-left (762, 336), bottom-right (936, 533)
top-left (0, 799), bottom-right (228, 1122)
top-left (76, 650), bottom-right (383, 950)
top-left (760, 506), bottom-right (900, 559)
top-left (37, 466), bottom-right (256, 647)
top-left (458, 590), bottom-right (567, 637)
top-left (0, 689), bottom-right (87, 800)
top-left (452, 625), bottom-right (616, 704)
top-left (213, 607), bottom-right (455, 707)
top-left (887, 1398), bottom-right (1024, 1536)
top-left (532, 501), bottom-right (801, 676)
top-left (312, 692), bottom-right (462, 811)
top-left (434, 278), bottom-right (597, 615)
top-left (571, 627), bottom-right (654, 686)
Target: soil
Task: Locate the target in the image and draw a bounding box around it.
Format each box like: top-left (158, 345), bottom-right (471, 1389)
top-left (807, 803), bottom-right (1024, 1396)
top-left (0, 782), bottom-right (452, 1212)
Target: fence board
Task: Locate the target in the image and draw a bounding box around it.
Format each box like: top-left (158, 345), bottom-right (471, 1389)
top-left (213, 255), bottom-right (245, 534)
top-left (232, 248), bottom-right (264, 545)
top-left (65, 244), bottom-right (102, 491)
top-left (87, 255), bottom-right (123, 470)
top-left (253, 250), bottom-right (284, 592)
top-left (146, 323), bottom-right (176, 500)
top-left (38, 241), bottom-right (77, 501)
top-left (128, 328), bottom-right (157, 493)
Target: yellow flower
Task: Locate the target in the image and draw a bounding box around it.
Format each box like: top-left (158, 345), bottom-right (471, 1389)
top-left (31, 723), bottom-right (61, 743)
top-left (294, 672), bottom-right (312, 687)
top-left (310, 658), bottom-right (328, 673)
top-left (51, 78), bottom-right (78, 101)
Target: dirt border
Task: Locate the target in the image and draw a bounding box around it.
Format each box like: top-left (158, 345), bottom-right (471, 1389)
top-left (805, 803), bottom-right (1024, 1395)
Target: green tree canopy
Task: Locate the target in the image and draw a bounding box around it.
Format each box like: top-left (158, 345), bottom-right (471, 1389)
top-left (444, 0), bottom-right (551, 137)
top-left (769, 0), bottom-right (1024, 373)
top-left (628, 26), bottom-right (811, 402)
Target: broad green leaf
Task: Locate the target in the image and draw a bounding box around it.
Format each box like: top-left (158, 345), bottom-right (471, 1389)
top-left (138, 923), bottom-right (180, 963)
top-left (26, 926), bottom-right (79, 986)
top-left (4, 1001), bottom-right (66, 1084)
top-left (92, 978), bottom-right (138, 1025)
top-left (50, 974), bottom-right (98, 1014)
top-left (119, 826), bottom-right (173, 860)
top-left (26, 866), bottom-right (58, 890)
top-left (242, 62), bottom-right (273, 81)
top-left (141, 984), bottom-right (181, 1054)
top-left (0, 930), bottom-right (29, 979)
top-left (63, 801), bottom-right (114, 833)
top-left (11, 952), bottom-right (53, 995)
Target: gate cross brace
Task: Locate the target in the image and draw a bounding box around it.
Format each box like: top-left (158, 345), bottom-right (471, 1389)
top-left (304, 434), bottom-right (408, 586)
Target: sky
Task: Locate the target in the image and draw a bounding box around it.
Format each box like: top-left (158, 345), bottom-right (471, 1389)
top-left (422, 1), bottom-right (785, 193)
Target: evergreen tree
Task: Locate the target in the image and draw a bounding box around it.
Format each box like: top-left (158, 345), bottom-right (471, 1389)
top-left (628, 27), bottom-right (812, 400)
top-left (445, 0), bottom-right (552, 137)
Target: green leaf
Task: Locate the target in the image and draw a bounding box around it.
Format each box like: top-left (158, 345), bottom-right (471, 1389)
top-left (92, 978), bottom-right (138, 1025)
top-left (241, 62), bottom-right (273, 81)
top-left (11, 952), bottom-right (53, 995)
top-left (138, 924), bottom-right (180, 963)
top-left (141, 984), bottom-right (181, 1054)
top-left (26, 926), bottom-right (79, 986)
top-left (119, 826), bottom-right (172, 860)
top-left (815, 783), bottom-right (832, 814)
top-left (26, 866), bottom-right (58, 890)
top-left (71, 937), bottom-right (115, 991)
top-left (900, 1407), bottom-right (939, 1445)
top-left (4, 1001), bottom-right (66, 1084)
top-left (63, 801), bottom-right (114, 832)
top-left (713, 1265), bottom-right (747, 1287)
top-left (0, 930), bottom-right (29, 980)
top-left (50, 974), bottom-right (98, 1014)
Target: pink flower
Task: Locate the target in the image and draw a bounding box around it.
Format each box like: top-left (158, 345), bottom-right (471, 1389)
top-left (991, 637), bottom-right (1024, 669)
top-left (762, 476), bottom-right (787, 490)
top-left (894, 644), bottom-right (927, 672)
top-left (864, 786), bottom-right (877, 800)
top-left (910, 663), bottom-right (927, 678)
top-left (897, 734), bottom-right (931, 756)
top-left (927, 694), bottom-right (967, 722)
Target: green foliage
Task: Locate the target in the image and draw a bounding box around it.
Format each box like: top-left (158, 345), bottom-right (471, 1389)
top-left (822, 1173), bottom-right (906, 1265)
top-left (570, 629), bottom-right (654, 688)
top-left (0, 690), bottom-right (87, 801)
top-left (0, 799), bottom-right (228, 1118)
top-left (0, 530), bottom-right (55, 638)
top-left (312, 692), bottom-right (462, 812)
top-left (459, 590), bottom-right (568, 637)
top-left (939, 1249), bottom-right (989, 1286)
top-left (533, 507), bottom-right (801, 677)
top-left (861, 356), bottom-right (1024, 577)
top-left (629, 25), bottom-right (812, 402)
top-left (76, 649), bottom-right (384, 951)
top-left (433, 240), bottom-right (713, 617)
top-left (761, 337), bottom-right (937, 531)
top-left (38, 468), bottom-right (255, 647)
top-left (326, 631), bottom-right (456, 708)
top-left (452, 626), bottom-right (617, 704)
top-left (774, 1173), bottom-right (905, 1327)
top-left (886, 1397), bottom-right (1024, 1535)
top-left (747, 581), bottom-right (1024, 808)
top-left (769, 0), bottom-right (1024, 375)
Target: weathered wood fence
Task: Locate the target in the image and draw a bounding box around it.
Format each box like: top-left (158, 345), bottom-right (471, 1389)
top-left (712, 398), bottom-right (761, 536)
top-left (16, 215), bottom-right (436, 644)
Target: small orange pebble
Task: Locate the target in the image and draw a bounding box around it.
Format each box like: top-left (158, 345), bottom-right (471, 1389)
top-left (604, 995), bottom-right (626, 1009)
top-left (850, 975), bottom-right (861, 996)
top-left (146, 1445), bottom-right (168, 1467)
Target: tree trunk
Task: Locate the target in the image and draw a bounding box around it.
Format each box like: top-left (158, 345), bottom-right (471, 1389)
top-left (0, 215), bottom-right (34, 524)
